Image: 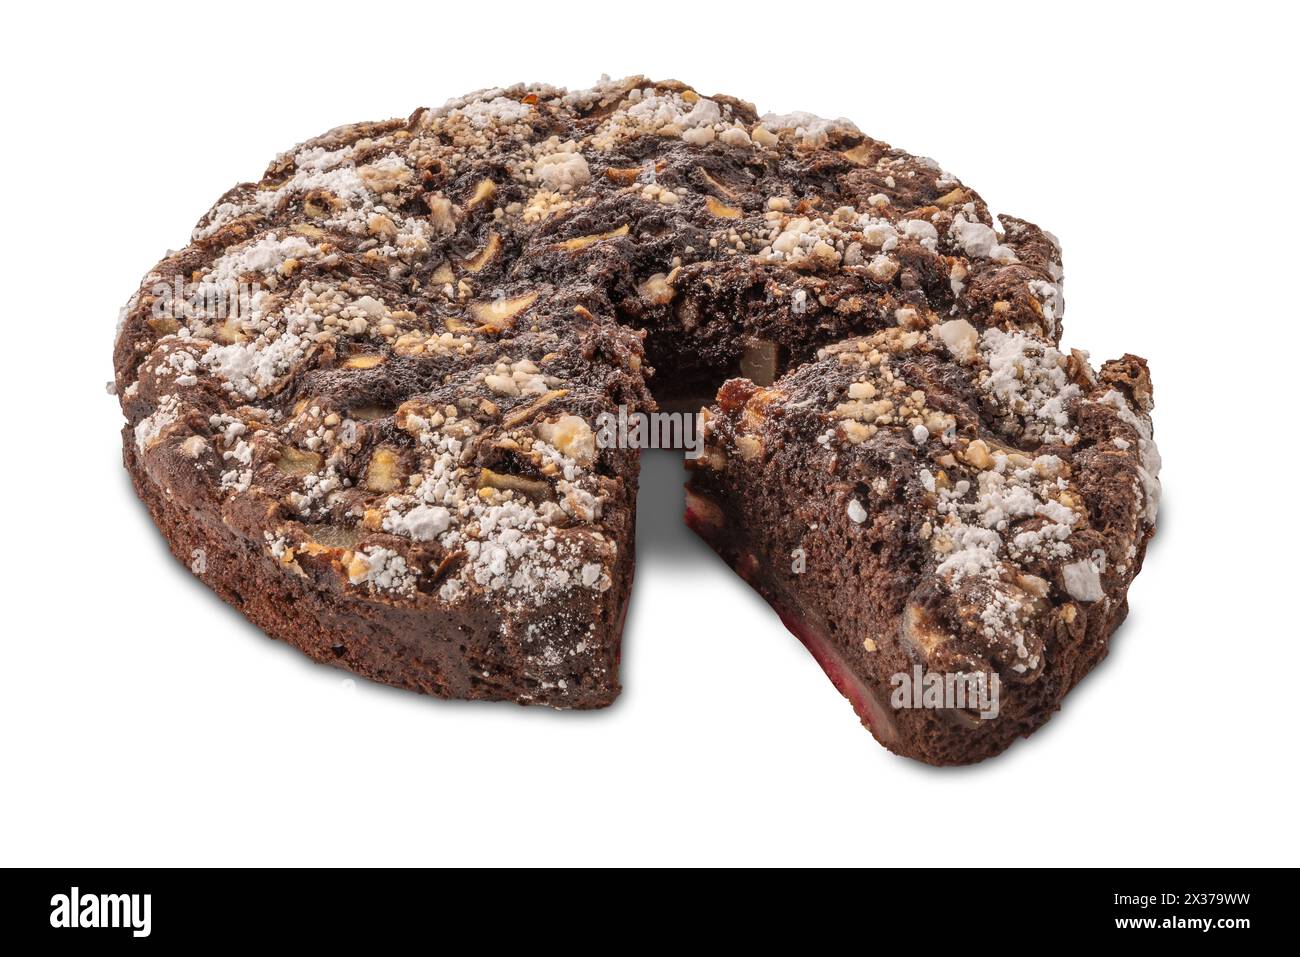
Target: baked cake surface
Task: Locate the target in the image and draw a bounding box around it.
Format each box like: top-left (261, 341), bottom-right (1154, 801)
top-left (113, 76), bottom-right (1159, 761)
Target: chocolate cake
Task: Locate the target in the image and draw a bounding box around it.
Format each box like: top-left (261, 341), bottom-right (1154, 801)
top-left (113, 76), bottom-right (1160, 762)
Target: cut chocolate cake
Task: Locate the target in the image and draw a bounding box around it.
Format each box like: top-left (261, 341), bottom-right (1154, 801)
top-left (113, 76), bottom-right (1159, 761)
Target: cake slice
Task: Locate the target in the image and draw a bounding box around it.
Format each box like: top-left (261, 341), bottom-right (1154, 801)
top-left (687, 323), bottom-right (1159, 764)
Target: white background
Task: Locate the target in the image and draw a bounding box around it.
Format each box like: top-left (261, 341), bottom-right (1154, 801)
top-left (2, 1), bottom-right (1296, 867)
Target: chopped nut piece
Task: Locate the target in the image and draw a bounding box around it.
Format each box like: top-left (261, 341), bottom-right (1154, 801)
top-left (303, 189), bottom-right (342, 217)
top-left (469, 291), bottom-right (539, 331)
top-left (901, 603), bottom-right (949, 657)
top-left (275, 446), bottom-right (322, 477)
top-left (502, 389), bottom-right (569, 429)
top-left (365, 447), bottom-right (404, 492)
top-left (342, 354), bottom-right (385, 370)
top-left (693, 446), bottom-right (727, 471)
top-left (345, 552), bottom-right (371, 583)
top-left (392, 332), bottom-right (426, 356)
top-left (478, 468), bottom-right (553, 500)
top-left (1068, 348), bottom-right (1099, 387)
top-left (307, 525), bottom-right (363, 549)
top-left (739, 340), bottom-right (780, 387)
top-left (705, 196), bottom-right (742, 219)
top-left (215, 318), bottom-right (245, 344)
top-left (740, 387), bottom-right (782, 432)
top-left (962, 438), bottom-right (994, 470)
top-left (934, 318), bottom-right (978, 362)
top-left (426, 196), bottom-right (456, 234)
top-left (840, 143), bottom-right (877, 165)
top-left (461, 232), bottom-right (500, 273)
top-left (638, 271), bottom-right (677, 305)
top-left (684, 487), bottom-right (725, 532)
top-left (557, 224), bottom-right (629, 251)
top-left (181, 435), bottom-right (207, 458)
top-left (358, 161), bottom-right (413, 193)
top-left (429, 550), bottom-right (467, 585)
top-left (865, 255), bottom-right (899, 283)
top-left (935, 187), bottom-right (968, 208)
top-left (367, 214), bottom-right (397, 241)
top-left (699, 168), bottom-right (737, 199)
top-left (465, 178), bottom-right (497, 210)
top-left (604, 166), bottom-right (643, 185)
top-left (735, 434), bottom-right (763, 461)
top-left (483, 374), bottom-right (517, 397)
top-left (537, 415), bottom-right (596, 465)
top-left (349, 404), bottom-right (394, 421)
